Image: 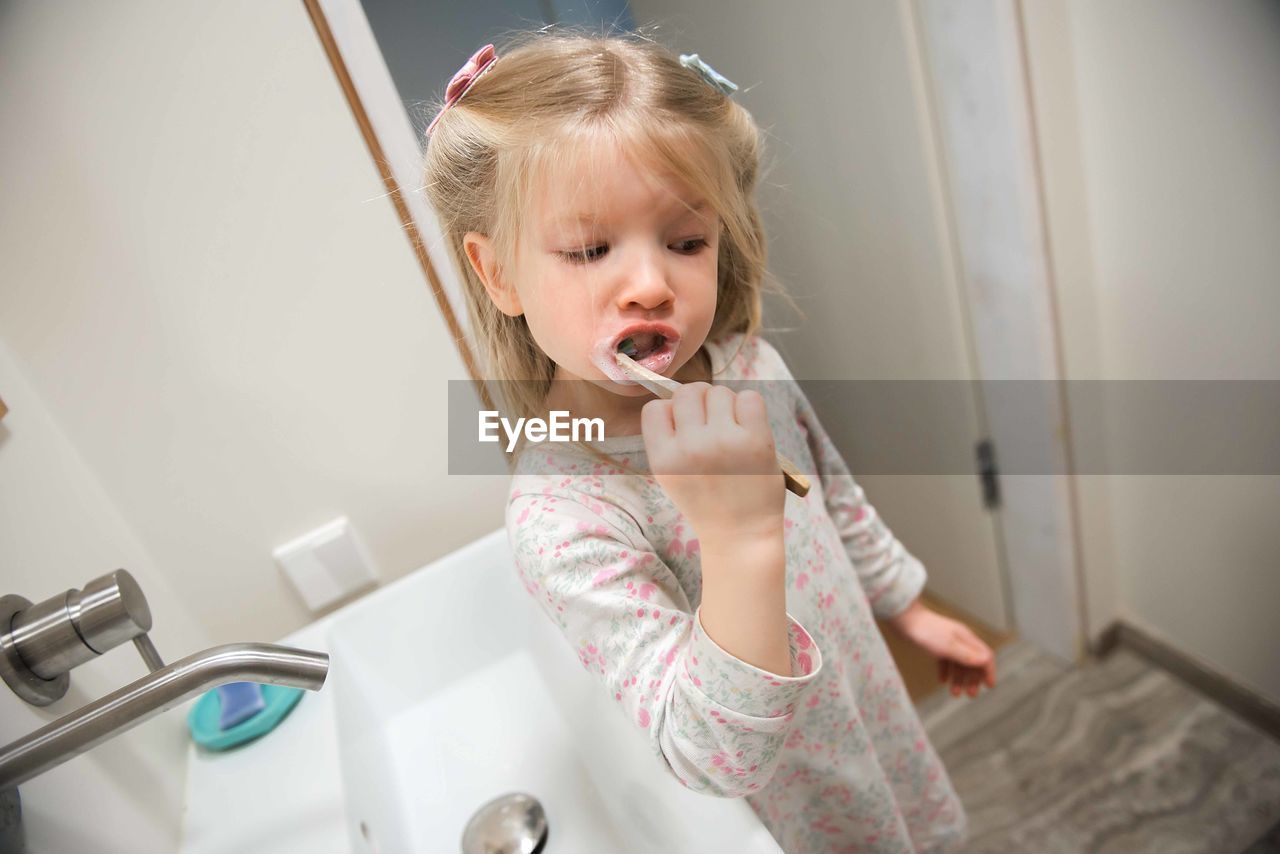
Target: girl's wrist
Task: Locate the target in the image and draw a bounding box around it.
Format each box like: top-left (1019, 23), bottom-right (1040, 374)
top-left (887, 597), bottom-right (927, 633)
top-left (697, 516), bottom-right (784, 556)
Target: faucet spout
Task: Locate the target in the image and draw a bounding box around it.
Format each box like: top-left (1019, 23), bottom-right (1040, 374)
top-left (0, 642), bottom-right (328, 789)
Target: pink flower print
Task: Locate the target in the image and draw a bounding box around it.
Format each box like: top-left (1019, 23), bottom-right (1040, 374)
top-left (853, 505), bottom-right (866, 522)
top-left (796, 572), bottom-right (810, 590)
top-left (797, 652), bottom-right (813, 675)
top-left (637, 707), bottom-right (651, 728)
top-left (637, 583), bottom-right (656, 601)
top-left (685, 538), bottom-right (700, 558)
top-left (591, 567), bottom-right (618, 587)
top-left (806, 692), bottom-right (821, 708)
top-left (784, 516), bottom-right (794, 530)
top-left (516, 506), bottom-right (531, 525)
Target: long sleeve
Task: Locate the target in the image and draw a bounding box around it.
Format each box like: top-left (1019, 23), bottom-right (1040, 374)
top-left (759, 339), bottom-right (928, 620)
top-left (506, 488), bottom-right (823, 798)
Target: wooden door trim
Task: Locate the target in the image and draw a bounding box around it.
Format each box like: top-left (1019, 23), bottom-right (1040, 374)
top-left (301, 0), bottom-right (495, 414)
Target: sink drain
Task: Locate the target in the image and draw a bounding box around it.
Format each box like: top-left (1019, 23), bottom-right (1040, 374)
top-left (460, 792), bottom-right (548, 854)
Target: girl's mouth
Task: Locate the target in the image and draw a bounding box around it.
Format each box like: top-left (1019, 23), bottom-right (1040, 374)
top-left (617, 332), bottom-right (667, 362)
top-left (592, 328), bottom-right (680, 384)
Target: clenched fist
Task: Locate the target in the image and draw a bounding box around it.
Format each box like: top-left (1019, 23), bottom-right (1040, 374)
top-left (640, 382), bottom-right (785, 547)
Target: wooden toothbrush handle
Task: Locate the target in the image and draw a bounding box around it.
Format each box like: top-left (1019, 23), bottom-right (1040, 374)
top-left (613, 352), bottom-right (810, 497)
top-left (778, 453), bottom-right (811, 498)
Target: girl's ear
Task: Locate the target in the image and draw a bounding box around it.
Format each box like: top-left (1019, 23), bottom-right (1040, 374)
top-left (463, 232), bottom-right (523, 316)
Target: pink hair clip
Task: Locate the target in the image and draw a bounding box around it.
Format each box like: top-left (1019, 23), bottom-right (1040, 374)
top-left (426, 43), bottom-right (499, 136)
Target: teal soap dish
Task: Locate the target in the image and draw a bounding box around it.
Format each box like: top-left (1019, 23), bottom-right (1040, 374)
top-left (188, 684), bottom-right (305, 751)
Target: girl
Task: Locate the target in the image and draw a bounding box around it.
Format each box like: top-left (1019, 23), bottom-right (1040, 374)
top-left (422, 28), bottom-right (996, 853)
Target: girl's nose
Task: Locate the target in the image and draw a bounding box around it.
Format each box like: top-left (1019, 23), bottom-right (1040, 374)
top-left (616, 245), bottom-right (675, 311)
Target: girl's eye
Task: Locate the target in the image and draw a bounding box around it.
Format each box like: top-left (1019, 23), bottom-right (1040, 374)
top-left (556, 238), bottom-right (709, 265)
top-left (558, 244), bottom-right (609, 264)
top-left (673, 238), bottom-right (709, 254)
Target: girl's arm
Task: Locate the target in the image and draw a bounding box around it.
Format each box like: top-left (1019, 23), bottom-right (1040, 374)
top-left (756, 339), bottom-right (927, 619)
top-left (753, 338), bottom-right (997, 696)
top-left (507, 489), bottom-right (822, 799)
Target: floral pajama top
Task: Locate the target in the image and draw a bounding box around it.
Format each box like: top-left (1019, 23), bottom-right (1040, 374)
top-left (505, 333), bottom-right (967, 853)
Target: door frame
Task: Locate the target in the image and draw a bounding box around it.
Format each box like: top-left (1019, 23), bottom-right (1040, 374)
top-left (908, 0), bottom-right (1091, 661)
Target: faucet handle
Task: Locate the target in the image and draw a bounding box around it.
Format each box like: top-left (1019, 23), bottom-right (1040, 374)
top-left (1, 570), bottom-right (163, 706)
top-left (68, 570), bottom-right (153, 655)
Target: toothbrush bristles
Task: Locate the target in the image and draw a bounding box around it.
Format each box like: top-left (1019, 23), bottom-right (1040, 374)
top-left (617, 337), bottom-right (638, 357)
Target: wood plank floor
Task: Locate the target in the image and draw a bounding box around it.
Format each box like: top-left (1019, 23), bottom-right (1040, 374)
top-left (913, 639), bottom-right (1280, 852)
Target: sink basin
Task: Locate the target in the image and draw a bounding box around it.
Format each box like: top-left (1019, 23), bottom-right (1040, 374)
top-left (182, 529), bottom-right (781, 853)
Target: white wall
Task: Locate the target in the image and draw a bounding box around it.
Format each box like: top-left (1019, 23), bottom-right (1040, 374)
top-left (0, 0), bottom-right (507, 642)
top-left (0, 339), bottom-right (210, 852)
top-left (1, 1), bottom-right (507, 847)
top-left (1026, 0), bottom-right (1280, 701)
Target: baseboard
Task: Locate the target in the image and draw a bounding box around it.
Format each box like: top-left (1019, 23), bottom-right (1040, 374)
top-left (1092, 619), bottom-right (1280, 743)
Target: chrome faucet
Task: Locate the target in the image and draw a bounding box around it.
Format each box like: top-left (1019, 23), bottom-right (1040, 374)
top-left (0, 570), bottom-right (329, 790)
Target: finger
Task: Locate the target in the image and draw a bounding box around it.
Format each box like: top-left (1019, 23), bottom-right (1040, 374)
top-left (641, 398), bottom-right (675, 444)
top-left (671, 382), bottom-right (709, 432)
top-left (954, 631), bottom-right (990, 667)
top-left (938, 659), bottom-right (950, 683)
top-left (705, 384), bottom-right (737, 431)
top-left (965, 667), bottom-right (981, 697)
top-left (734, 388), bottom-right (770, 431)
top-left (985, 658), bottom-right (997, 689)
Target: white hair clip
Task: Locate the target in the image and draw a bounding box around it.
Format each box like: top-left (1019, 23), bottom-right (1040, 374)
top-left (679, 53), bottom-right (739, 96)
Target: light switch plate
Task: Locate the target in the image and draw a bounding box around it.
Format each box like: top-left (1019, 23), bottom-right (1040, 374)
top-left (273, 517), bottom-right (379, 612)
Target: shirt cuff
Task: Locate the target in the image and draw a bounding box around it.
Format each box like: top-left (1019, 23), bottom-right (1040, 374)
top-left (685, 607), bottom-right (823, 718)
top-left (869, 551), bottom-right (927, 620)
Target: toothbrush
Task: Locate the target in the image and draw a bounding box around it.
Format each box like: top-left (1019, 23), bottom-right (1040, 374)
top-left (614, 343), bottom-right (811, 498)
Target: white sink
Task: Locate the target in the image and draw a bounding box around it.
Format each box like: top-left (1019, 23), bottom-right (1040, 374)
top-left (182, 529), bottom-right (782, 853)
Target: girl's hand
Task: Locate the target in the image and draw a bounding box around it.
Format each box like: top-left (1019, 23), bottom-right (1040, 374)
top-left (641, 382), bottom-right (785, 548)
top-left (888, 599), bottom-right (996, 698)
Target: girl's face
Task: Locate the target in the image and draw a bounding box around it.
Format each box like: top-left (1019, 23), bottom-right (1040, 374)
top-left (467, 137), bottom-right (720, 404)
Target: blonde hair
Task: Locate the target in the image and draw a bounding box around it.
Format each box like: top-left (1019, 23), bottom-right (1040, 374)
top-left (420, 25), bottom-right (797, 472)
